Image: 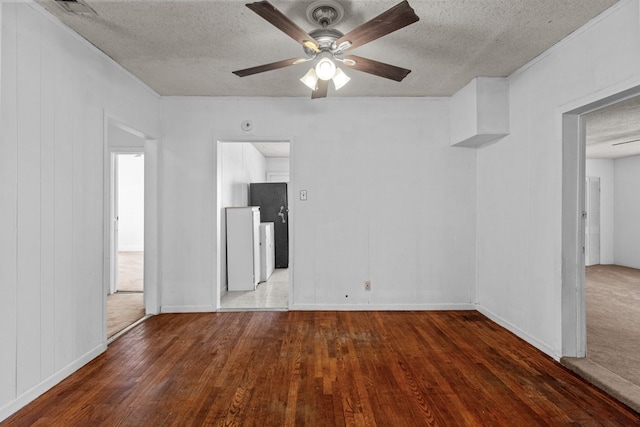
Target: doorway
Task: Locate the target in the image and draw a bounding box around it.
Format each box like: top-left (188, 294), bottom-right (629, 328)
top-left (216, 140), bottom-right (292, 310)
top-left (107, 153), bottom-right (145, 337)
top-left (103, 117), bottom-right (160, 342)
top-left (581, 97), bottom-right (640, 386)
top-left (561, 85), bottom-right (640, 410)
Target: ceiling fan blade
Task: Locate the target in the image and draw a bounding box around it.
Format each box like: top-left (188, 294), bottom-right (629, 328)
top-left (312, 79), bottom-right (329, 99)
top-left (233, 57), bottom-right (307, 77)
top-left (246, 1), bottom-right (319, 51)
top-left (343, 55), bottom-right (411, 82)
top-left (335, 1), bottom-right (419, 51)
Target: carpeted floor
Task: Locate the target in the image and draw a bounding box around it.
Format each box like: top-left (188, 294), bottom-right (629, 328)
top-left (107, 251), bottom-right (145, 337)
top-left (117, 251), bottom-right (144, 292)
top-left (107, 292), bottom-right (145, 337)
top-left (586, 265), bottom-right (640, 384)
top-left (563, 264), bottom-right (640, 413)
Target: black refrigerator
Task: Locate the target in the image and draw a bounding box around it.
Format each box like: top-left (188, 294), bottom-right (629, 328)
top-left (249, 183), bottom-right (289, 268)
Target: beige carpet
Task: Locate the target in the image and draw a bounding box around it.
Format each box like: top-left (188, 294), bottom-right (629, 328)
top-left (117, 251), bottom-right (143, 292)
top-left (108, 251), bottom-right (145, 338)
top-left (563, 264), bottom-right (640, 413)
top-left (586, 265), bottom-right (640, 385)
top-left (107, 293), bottom-right (145, 338)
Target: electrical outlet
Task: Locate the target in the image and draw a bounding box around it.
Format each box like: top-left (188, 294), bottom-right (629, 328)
top-left (364, 280), bottom-right (371, 291)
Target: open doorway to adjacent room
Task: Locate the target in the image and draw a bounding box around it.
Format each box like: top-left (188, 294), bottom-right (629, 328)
top-left (561, 88), bottom-right (640, 411)
top-left (580, 96), bottom-right (640, 388)
top-left (108, 152), bottom-right (145, 337)
top-left (104, 116), bottom-right (160, 340)
top-left (217, 140), bottom-right (291, 311)
top-left (104, 118), bottom-right (159, 340)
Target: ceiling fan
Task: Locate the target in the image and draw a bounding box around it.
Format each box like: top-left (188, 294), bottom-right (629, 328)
top-left (232, 0), bottom-right (419, 99)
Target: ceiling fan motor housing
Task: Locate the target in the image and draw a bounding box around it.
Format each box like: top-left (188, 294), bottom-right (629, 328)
top-left (306, 0), bottom-right (345, 28)
top-left (303, 28), bottom-right (344, 57)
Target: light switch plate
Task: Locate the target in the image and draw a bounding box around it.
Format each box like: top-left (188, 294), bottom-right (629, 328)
top-left (300, 190), bottom-right (307, 201)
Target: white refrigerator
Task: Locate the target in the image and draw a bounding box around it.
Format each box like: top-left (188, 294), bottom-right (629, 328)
top-left (226, 207), bottom-right (261, 291)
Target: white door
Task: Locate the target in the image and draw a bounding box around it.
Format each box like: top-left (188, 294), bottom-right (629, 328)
top-left (585, 177), bottom-right (601, 266)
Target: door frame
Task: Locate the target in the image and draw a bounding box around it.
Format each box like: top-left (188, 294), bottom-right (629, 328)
top-left (561, 79), bottom-right (640, 357)
top-left (584, 177), bottom-right (601, 267)
top-left (103, 114), bottom-right (160, 343)
top-left (215, 138), bottom-right (294, 310)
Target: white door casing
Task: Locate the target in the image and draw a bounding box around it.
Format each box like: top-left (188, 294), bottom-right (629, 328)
top-left (585, 177), bottom-right (601, 266)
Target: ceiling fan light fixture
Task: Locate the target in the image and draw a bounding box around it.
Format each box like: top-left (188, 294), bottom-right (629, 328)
top-left (332, 67), bottom-right (350, 90)
top-left (315, 57), bottom-right (336, 80)
top-left (303, 40), bottom-right (319, 52)
top-left (300, 68), bottom-right (319, 90)
top-left (333, 41), bottom-right (352, 53)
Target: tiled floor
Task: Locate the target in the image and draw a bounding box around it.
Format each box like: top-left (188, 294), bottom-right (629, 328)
top-left (220, 268), bottom-right (289, 310)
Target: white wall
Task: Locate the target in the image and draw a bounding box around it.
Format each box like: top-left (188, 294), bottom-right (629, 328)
top-left (118, 154), bottom-right (145, 251)
top-left (586, 159), bottom-right (614, 264)
top-left (266, 157), bottom-right (290, 182)
top-left (266, 157), bottom-right (290, 174)
top-left (160, 97), bottom-right (477, 312)
top-left (584, 155), bottom-right (640, 269)
top-left (476, 0), bottom-right (640, 358)
top-left (220, 142), bottom-right (266, 291)
top-left (109, 124), bottom-right (146, 148)
top-left (0, 2), bottom-right (160, 420)
top-left (614, 154), bottom-right (640, 268)
top-left (221, 142), bottom-right (267, 207)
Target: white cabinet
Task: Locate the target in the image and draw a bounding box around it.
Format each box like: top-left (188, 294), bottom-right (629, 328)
top-left (226, 207), bottom-right (260, 291)
top-left (259, 222), bottom-right (275, 282)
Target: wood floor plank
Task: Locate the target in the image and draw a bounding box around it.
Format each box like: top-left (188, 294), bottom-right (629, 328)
top-left (2, 311), bottom-right (639, 426)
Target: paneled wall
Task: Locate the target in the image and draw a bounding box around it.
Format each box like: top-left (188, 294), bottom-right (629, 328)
top-left (476, 0), bottom-right (640, 358)
top-left (160, 97), bottom-right (478, 312)
top-left (220, 142), bottom-right (267, 208)
top-left (0, 3), bottom-right (159, 419)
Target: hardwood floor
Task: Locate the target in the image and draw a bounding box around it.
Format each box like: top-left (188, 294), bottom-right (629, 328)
top-left (3, 311), bottom-right (639, 426)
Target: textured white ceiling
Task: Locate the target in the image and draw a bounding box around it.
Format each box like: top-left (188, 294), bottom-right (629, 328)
top-left (586, 96), bottom-right (640, 159)
top-left (37, 0), bottom-right (618, 97)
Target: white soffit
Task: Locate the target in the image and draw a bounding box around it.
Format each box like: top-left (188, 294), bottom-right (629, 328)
top-left (36, 0), bottom-right (617, 97)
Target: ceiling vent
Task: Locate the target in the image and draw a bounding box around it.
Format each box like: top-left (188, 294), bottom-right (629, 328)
top-left (55, 0), bottom-right (97, 16)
